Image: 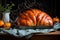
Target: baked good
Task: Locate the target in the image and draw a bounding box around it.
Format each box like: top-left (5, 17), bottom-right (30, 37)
top-left (16, 9), bottom-right (53, 26)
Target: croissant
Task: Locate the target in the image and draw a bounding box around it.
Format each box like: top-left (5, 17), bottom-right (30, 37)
top-left (16, 9), bottom-right (53, 26)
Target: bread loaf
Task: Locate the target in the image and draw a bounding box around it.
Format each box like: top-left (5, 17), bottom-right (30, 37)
top-left (16, 9), bottom-right (53, 26)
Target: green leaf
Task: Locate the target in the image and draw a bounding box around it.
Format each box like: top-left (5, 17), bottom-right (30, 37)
top-left (0, 3), bottom-right (15, 13)
top-left (0, 4), bottom-right (4, 12)
top-left (4, 3), bottom-right (15, 12)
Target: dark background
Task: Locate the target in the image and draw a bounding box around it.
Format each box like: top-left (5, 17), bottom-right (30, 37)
top-left (0, 0), bottom-right (57, 20)
top-left (0, 0), bottom-right (60, 40)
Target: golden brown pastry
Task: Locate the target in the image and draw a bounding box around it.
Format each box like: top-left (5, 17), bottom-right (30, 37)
top-left (53, 17), bottom-right (59, 24)
top-left (16, 9), bottom-right (53, 26)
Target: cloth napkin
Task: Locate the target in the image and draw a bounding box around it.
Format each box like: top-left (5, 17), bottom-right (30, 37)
top-left (0, 22), bottom-right (60, 37)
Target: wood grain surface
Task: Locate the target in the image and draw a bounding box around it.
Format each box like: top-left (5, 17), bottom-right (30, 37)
top-left (0, 31), bottom-right (60, 40)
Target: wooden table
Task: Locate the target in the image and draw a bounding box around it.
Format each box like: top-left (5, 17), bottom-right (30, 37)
top-left (0, 31), bottom-right (60, 40)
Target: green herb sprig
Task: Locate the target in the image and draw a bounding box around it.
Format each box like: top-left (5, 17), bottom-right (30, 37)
top-left (4, 3), bottom-right (14, 12)
top-left (0, 4), bottom-right (4, 12)
top-left (0, 3), bottom-right (14, 13)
